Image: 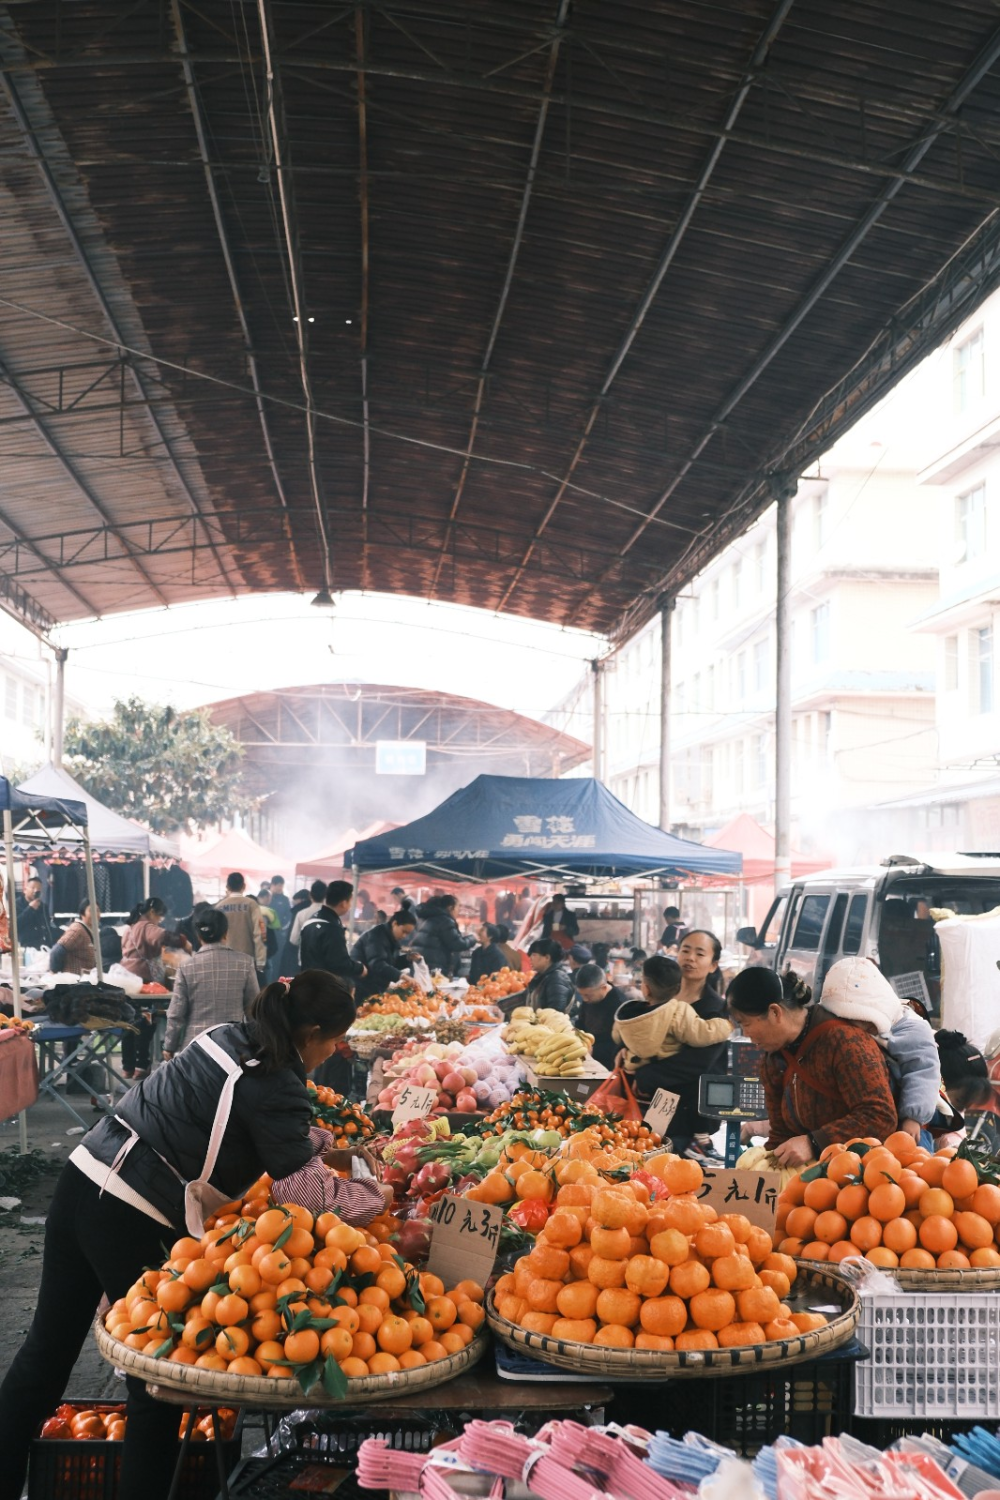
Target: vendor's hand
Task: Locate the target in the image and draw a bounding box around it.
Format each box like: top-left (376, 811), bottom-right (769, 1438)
top-left (323, 1148), bottom-right (355, 1172)
top-left (379, 1184), bottom-right (394, 1211)
top-left (899, 1118), bottom-right (923, 1140)
top-left (161, 1051), bottom-right (173, 1062)
top-left (740, 1119), bottom-right (768, 1144)
top-left (773, 1134), bottom-right (814, 1167)
top-left (614, 1048), bottom-right (626, 1069)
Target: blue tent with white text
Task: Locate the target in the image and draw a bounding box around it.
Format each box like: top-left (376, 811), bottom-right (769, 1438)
top-left (346, 775), bottom-right (741, 884)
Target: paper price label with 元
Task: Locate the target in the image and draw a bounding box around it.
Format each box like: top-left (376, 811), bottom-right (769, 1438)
top-left (697, 1167), bottom-right (782, 1233)
top-left (644, 1088), bottom-right (681, 1137)
top-left (426, 1193), bottom-right (503, 1290)
top-left (390, 1084), bottom-right (438, 1131)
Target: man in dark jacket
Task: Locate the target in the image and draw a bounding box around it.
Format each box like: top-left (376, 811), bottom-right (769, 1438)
top-left (351, 911), bottom-right (417, 1003)
top-left (521, 939), bottom-right (575, 1012)
top-left (411, 895), bottom-right (475, 976)
top-left (299, 880), bottom-right (365, 988)
top-left (570, 962), bottom-right (635, 1069)
top-left (16, 878), bottom-right (56, 949)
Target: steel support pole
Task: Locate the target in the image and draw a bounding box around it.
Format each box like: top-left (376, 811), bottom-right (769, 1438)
top-left (774, 488), bottom-right (794, 893)
top-left (3, 809), bottom-right (28, 1152)
top-left (659, 601), bottom-right (673, 831)
top-left (591, 659), bottom-right (604, 782)
top-left (83, 830), bottom-right (104, 983)
top-left (52, 647), bottom-right (67, 768)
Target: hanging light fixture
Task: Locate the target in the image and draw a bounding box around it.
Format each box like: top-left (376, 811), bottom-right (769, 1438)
top-left (311, 587), bottom-right (335, 608)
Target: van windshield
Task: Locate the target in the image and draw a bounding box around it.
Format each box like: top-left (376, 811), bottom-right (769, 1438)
top-left (878, 875), bottom-right (1000, 1016)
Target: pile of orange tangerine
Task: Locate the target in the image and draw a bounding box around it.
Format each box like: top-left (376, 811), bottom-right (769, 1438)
top-left (493, 1156), bottom-right (828, 1352)
top-left (776, 1132), bottom-right (1000, 1270)
top-left (102, 1202), bottom-right (484, 1387)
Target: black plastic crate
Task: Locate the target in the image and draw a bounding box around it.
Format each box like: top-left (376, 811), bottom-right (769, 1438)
top-left (850, 1415), bottom-right (998, 1447)
top-left (27, 1400), bottom-right (243, 1500)
top-left (610, 1339), bottom-right (868, 1457)
top-left (291, 1415), bottom-right (454, 1460)
top-left (225, 1453), bottom-right (380, 1499)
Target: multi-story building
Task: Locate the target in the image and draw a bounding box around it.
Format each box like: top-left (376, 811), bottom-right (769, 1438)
top-left (877, 287), bottom-right (1000, 849)
top-left (548, 396), bottom-right (941, 867)
top-left (0, 613), bottom-right (84, 776)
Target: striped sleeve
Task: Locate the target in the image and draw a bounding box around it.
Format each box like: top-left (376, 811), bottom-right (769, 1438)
top-left (270, 1130), bottom-right (384, 1224)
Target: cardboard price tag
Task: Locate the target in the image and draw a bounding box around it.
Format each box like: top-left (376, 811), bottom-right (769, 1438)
top-left (697, 1167), bottom-right (782, 1233)
top-left (426, 1193), bottom-right (503, 1290)
top-left (390, 1084), bottom-right (438, 1131)
top-left (644, 1088), bottom-right (680, 1137)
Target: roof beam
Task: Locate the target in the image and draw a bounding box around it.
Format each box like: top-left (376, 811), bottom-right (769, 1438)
top-left (611, 183), bottom-right (1000, 644)
top-left (256, 0), bottom-right (334, 594)
top-left (616, 16), bottom-right (1000, 563)
top-left (0, 556), bottom-right (57, 638)
top-left (355, 7), bottom-right (372, 590)
top-left (170, 0), bottom-right (306, 593)
top-left (430, 0), bottom-right (569, 598)
top-left (495, 0), bottom-right (796, 612)
top-left (0, 60), bottom-right (240, 601)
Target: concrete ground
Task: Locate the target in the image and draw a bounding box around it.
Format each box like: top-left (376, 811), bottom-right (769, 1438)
top-left (0, 1093), bottom-right (123, 1401)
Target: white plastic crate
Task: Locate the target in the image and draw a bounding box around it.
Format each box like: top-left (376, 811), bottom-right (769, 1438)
top-left (855, 1288), bottom-right (1000, 1418)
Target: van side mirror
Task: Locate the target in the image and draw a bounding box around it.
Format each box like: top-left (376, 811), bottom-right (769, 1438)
top-left (736, 926), bottom-right (760, 948)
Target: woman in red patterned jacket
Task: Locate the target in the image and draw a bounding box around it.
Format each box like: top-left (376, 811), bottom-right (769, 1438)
top-left (727, 966), bottom-right (897, 1168)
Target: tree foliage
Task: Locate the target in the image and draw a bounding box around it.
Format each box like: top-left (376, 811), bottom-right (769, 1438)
top-left (64, 696), bottom-right (256, 833)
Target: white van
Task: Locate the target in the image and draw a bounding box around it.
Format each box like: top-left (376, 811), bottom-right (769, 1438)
top-left (737, 852), bottom-right (1000, 1016)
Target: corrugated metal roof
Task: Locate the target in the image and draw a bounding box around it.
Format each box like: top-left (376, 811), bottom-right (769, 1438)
top-left (1, 1), bottom-right (1000, 637)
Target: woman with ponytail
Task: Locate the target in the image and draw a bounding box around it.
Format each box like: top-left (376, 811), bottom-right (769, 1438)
top-left (0, 969), bottom-right (390, 1500)
top-left (119, 897), bottom-right (192, 1078)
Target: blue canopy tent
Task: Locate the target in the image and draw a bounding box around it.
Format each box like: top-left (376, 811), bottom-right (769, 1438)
top-left (346, 775), bottom-right (742, 885)
top-left (1, 776), bottom-right (101, 1151)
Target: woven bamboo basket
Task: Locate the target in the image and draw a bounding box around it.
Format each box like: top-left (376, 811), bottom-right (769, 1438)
top-left (486, 1267), bottom-right (858, 1379)
top-left (795, 1254), bottom-right (1000, 1291)
top-left (95, 1320), bottom-right (487, 1409)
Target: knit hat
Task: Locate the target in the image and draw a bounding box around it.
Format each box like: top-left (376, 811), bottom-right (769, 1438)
top-left (726, 966), bottom-right (783, 1014)
top-left (820, 957), bottom-right (903, 1035)
top-left (937, 1030), bottom-right (989, 1091)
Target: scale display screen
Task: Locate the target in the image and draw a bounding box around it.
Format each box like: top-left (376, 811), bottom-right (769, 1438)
top-left (697, 1072), bottom-right (768, 1120)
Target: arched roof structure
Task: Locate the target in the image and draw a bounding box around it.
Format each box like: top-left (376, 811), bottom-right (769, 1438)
top-left (2, 2), bottom-right (1000, 641)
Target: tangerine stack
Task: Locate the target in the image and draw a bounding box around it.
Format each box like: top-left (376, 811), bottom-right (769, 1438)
top-left (776, 1133), bottom-right (1000, 1271)
top-left (494, 1156), bottom-right (829, 1352)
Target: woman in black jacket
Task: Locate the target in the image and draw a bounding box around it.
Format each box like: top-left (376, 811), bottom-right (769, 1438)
top-left (523, 938), bottom-right (576, 1012)
top-left (0, 971), bottom-right (390, 1500)
top-left (468, 922), bottom-right (510, 985)
top-left (411, 895), bottom-right (475, 976)
top-left (350, 910), bottom-right (417, 1002)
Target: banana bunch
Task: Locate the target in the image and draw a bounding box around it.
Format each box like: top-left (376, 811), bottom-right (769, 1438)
top-left (502, 1007), bottom-right (595, 1076)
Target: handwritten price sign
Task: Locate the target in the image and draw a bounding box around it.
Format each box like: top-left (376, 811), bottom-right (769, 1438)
top-left (697, 1167), bottom-right (782, 1233)
top-left (390, 1084), bottom-right (437, 1131)
top-left (427, 1193), bottom-right (503, 1288)
top-left (644, 1088), bottom-right (680, 1138)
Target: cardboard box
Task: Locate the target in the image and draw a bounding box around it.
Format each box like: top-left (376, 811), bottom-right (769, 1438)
top-left (524, 1060), bottom-right (609, 1101)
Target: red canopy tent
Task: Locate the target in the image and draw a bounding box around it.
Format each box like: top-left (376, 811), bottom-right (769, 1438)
top-left (296, 821), bottom-right (397, 881)
top-left (186, 827), bottom-right (288, 883)
top-left (705, 814), bottom-right (830, 884)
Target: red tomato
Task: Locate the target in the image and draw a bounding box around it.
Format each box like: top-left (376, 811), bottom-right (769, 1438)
top-left (40, 1418), bottom-right (72, 1440)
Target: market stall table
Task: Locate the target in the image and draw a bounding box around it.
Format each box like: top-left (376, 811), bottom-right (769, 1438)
top-left (31, 1022), bottom-right (130, 1128)
top-left (0, 1026), bottom-right (38, 1117)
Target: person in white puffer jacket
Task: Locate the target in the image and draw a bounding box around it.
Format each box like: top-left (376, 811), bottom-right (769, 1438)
top-left (820, 956), bottom-right (941, 1144)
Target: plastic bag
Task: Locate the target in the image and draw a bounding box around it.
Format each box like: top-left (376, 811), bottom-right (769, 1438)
top-left (588, 1066), bottom-right (643, 1122)
top-left (106, 963), bottom-right (143, 996)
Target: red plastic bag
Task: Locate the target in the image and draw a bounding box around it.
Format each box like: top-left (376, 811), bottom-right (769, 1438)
top-left (587, 1067), bottom-right (643, 1122)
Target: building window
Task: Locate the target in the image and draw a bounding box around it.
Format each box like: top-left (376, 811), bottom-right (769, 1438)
top-left (706, 664), bottom-right (715, 711)
top-left (22, 685), bottom-right (34, 728)
top-left (736, 651), bottom-right (746, 700)
top-left (732, 558), bottom-right (742, 611)
top-left (753, 638), bottom-right (767, 692)
top-left (755, 540), bottom-right (767, 593)
top-left (734, 739), bottom-right (744, 795)
top-left (812, 601), bottom-right (830, 663)
top-left (956, 484), bottom-right (986, 563)
top-left (945, 634), bottom-right (959, 691)
top-left (978, 625), bottom-right (994, 714)
top-left (814, 489), bottom-right (828, 549)
top-left (820, 710), bottom-right (832, 763)
top-left (954, 328), bottom-right (985, 412)
top-left (5, 677), bottom-right (17, 721)
top-left (711, 577), bottom-right (720, 621)
top-left (754, 733), bottom-right (767, 785)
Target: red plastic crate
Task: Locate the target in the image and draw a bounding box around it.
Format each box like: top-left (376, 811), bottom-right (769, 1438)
top-left (28, 1400), bottom-right (242, 1500)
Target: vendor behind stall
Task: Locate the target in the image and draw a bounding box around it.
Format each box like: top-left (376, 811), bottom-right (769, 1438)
top-left (726, 965), bottom-right (898, 1167)
top-left (119, 897), bottom-right (192, 1079)
top-left (0, 970), bottom-right (389, 1500)
top-left (571, 962), bottom-right (635, 1069)
top-left (468, 922), bottom-right (510, 985)
top-left (350, 909), bottom-right (418, 1001)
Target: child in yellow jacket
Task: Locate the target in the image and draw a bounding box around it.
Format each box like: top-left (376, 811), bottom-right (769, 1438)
top-left (612, 955), bottom-right (732, 1073)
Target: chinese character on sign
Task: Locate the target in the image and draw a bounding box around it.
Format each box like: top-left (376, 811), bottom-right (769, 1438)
top-left (724, 1179), bottom-right (750, 1204)
top-left (514, 815), bottom-right (543, 834)
top-left (545, 815), bottom-right (576, 834)
top-left (407, 848), bottom-right (423, 860)
top-left (389, 847), bottom-right (405, 861)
